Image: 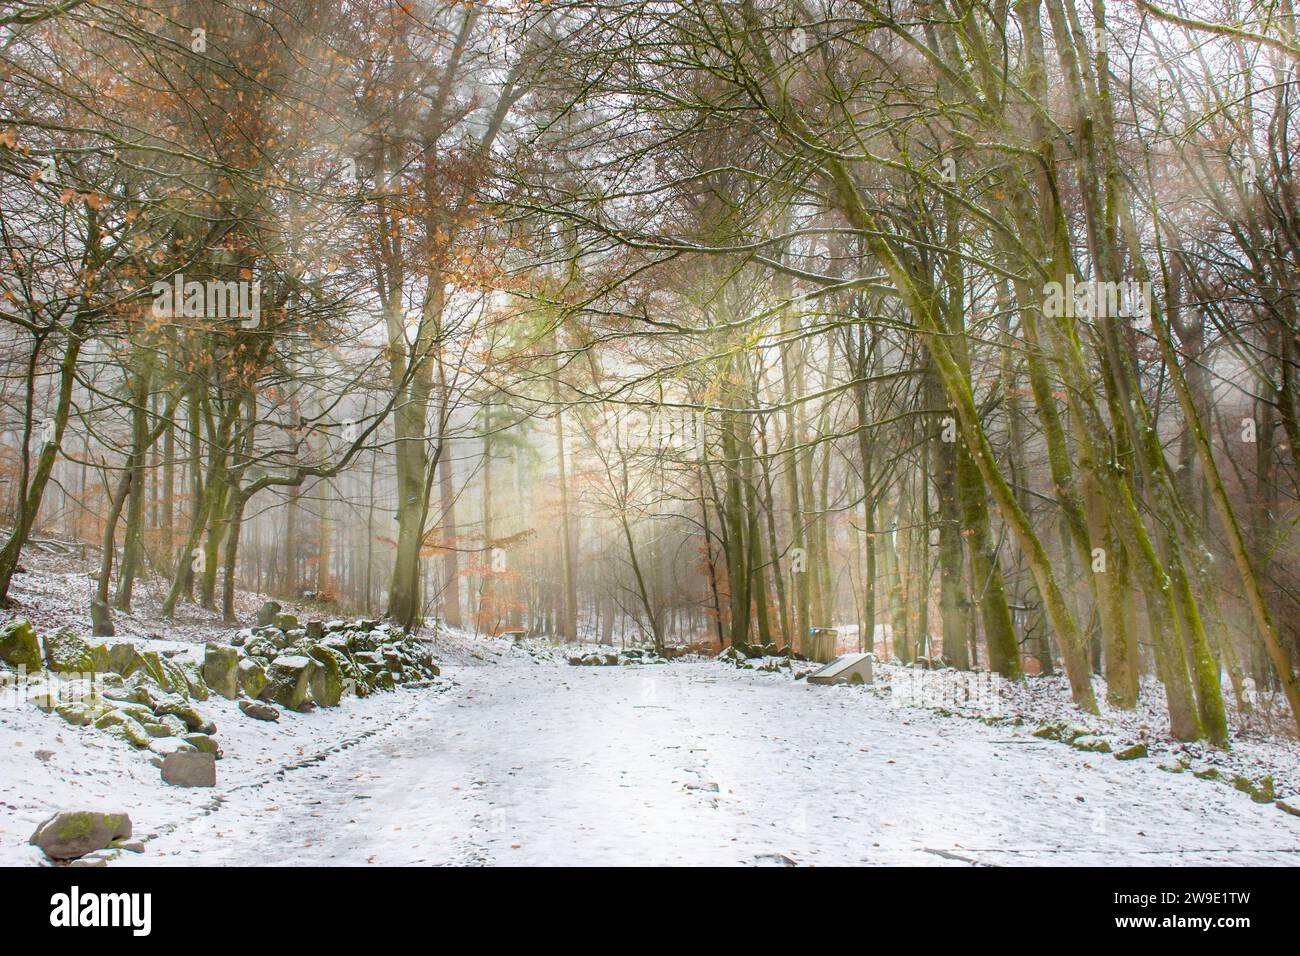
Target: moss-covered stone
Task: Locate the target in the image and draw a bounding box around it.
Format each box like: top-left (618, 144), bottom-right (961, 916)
top-left (153, 695), bottom-right (212, 732)
top-left (43, 628), bottom-right (96, 673)
top-left (55, 700), bottom-right (111, 726)
top-left (105, 642), bottom-right (144, 677)
top-left (1114, 743), bottom-right (1148, 761)
top-left (1233, 774), bottom-right (1275, 803)
top-left (267, 655), bottom-right (313, 711)
top-left (0, 617), bottom-right (41, 671)
top-left (178, 660), bottom-right (209, 701)
top-left (29, 810), bottom-right (131, 861)
top-left (238, 657), bottom-right (268, 699)
top-left (1070, 735), bottom-right (1112, 753)
top-left (93, 710), bottom-right (151, 748)
top-left (202, 643), bottom-right (240, 699)
top-left (274, 612), bottom-right (300, 631)
top-left (183, 732), bottom-right (221, 758)
top-left (306, 644), bottom-right (348, 707)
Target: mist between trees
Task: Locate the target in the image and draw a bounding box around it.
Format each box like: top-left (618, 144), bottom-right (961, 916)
top-left (1, 0), bottom-right (1298, 746)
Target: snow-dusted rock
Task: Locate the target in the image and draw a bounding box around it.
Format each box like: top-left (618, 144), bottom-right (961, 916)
top-left (161, 751), bottom-right (216, 787)
top-left (239, 699), bottom-right (280, 721)
top-left (30, 810), bottom-right (132, 861)
top-left (202, 642), bottom-right (240, 699)
top-left (0, 617), bottom-right (42, 670)
top-left (239, 657), bottom-right (269, 699)
top-left (256, 600), bottom-right (282, 627)
top-left (267, 655), bottom-right (314, 711)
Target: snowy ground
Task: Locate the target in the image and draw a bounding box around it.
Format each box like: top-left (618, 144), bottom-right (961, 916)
top-left (3, 553), bottom-right (1298, 867)
top-left (17, 662), bottom-right (1286, 867)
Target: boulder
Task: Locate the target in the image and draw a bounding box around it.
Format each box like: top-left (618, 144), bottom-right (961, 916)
top-left (42, 628), bottom-right (96, 673)
top-left (243, 635), bottom-right (280, 660)
top-left (306, 645), bottom-right (348, 707)
top-left (90, 599), bottom-right (115, 637)
top-left (202, 643), bottom-right (240, 700)
top-left (183, 733), bottom-right (222, 758)
top-left (1114, 743), bottom-right (1148, 761)
top-left (56, 700), bottom-right (109, 727)
top-left (0, 617), bottom-right (42, 671)
top-left (148, 737), bottom-right (197, 758)
top-left (103, 642), bottom-right (144, 678)
top-left (160, 751), bottom-right (216, 787)
top-left (93, 710), bottom-right (151, 748)
top-left (153, 695), bottom-right (213, 733)
top-left (255, 600), bottom-right (282, 627)
top-left (29, 810), bottom-right (131, 861)
top-left (274, 612), bottom-right (300, 632)
top-left (1070, 735), bottom-right (1112, 754)
top-left (138, 650), bottom-right (190, 696)
top-left (238, 698), bottom-right (279, 721)
top-left (238, 657), bottom-right (268, 699)
top-left (142, 714), bottom-right (187, 738)
top-left (267, 655), bottom-right (313, 711)
top-left (178, 661), bottom-right (209, 701)
top-left (306, 620), bottom-right (325, 640)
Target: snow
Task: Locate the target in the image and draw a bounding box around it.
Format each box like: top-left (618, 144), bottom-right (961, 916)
top-left (3, 554), bottom-right (1298, 867)
top-left (2, 662), bottom-right (1281, 867)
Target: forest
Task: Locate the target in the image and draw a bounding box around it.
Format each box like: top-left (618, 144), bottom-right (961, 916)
top-left (2, 0), bottom-right (1300, 873)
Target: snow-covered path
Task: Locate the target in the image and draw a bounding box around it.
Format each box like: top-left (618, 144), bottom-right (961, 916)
top-left (124, 664), bottom-right (1300, 866)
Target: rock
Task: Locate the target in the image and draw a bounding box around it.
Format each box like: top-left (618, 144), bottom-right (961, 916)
top-left (306, 645), bottom-right (348, 707)
top-left (106, 643), bottom-right (144, 677)
top-left (256, 600), bottom-right (282, 627)
top-left (148, 737), bottom-right (197, 758)
top-left (90, 599), bottom-right (115, 637)
top-left (1276, 797), bottom-right (1300, 818)
top-left (274, 612), bottom-right (300, 631)
top-left (139, 650), bottom-right (190, 697)
top-left (30, 810), bottom-right (132, 861)
top-left (111, 838), bottom-right (146, 853)
top-left (160, 751), bottom-right (216, 787)
top-left (202, 643), bottom-right (240, 700)
top-left (1233, 773), bottom-right (1275, 803)
top-left (1070, 735), bottom-right (1112, 753)
top-left (178, 661), bottom-right (209, 701)
top-left (267, 655), bottom-right (314, 711)
top-left (1114, 743), bottom-right (1148, 761)
top-left (153, 696), bottom-right (211, 733)
top-left (55, 700), bottom-right (110, 727)
top-left (1157, 758), bottom-right (1186, 773)
top-left (238, 699), bottom-right (279, 721)
top-left (243, 635), bottom-right (279, 660)
top-left (142, 714), bottom-right (187, 738)
top-left (0, 617), bottom-right (42, 671)
top-left (93, 710), bottom-right (151, 748)
top-left (238, 657), bottom-right (269, 699)
top-left (306, 620), bottom-right (325, 640)
top-left (42, 628), bottom-right (96, 673)
top-left (183, 732), bottom-right (222, 758)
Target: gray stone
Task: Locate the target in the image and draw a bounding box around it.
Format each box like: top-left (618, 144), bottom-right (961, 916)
top-left (161, 751), bottom-right (216, 787)
top-left (183, 732), bottom-right (222, 758)
top-left (238, 657), bottom-right (268, 699)
top-left (239, 698), bottom-right (280, 721)
top-left (0, 617), bottom-right (42, 671)
top-left (43, 628), bottom-right (97, 673)
top-left (90, 599), bottom-right (115, 637)
top-left (202, 642), bottom-right (240, 699)
top-left (29, 810), bottom-right (131, 861)
top-left (267, 655), bottom-right (313, 711)
top-left (256, 600), bottom-right (282, 627)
